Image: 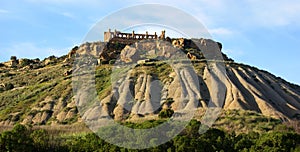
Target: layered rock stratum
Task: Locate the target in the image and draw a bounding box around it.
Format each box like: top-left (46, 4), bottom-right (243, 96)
top-left (0, 38), bottom-right (299, 126)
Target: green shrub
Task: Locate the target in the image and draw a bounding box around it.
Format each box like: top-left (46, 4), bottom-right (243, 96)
top-left (109, 59), bottom-right (116, 65)
top-left (4, 83), bottom-right (14, 90)
top-left (159, 109), bottom-right (174, 119)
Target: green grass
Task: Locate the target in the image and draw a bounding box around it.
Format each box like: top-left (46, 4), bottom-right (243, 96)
top-left (212, 109), bottom-right (290, 134)
top-left (0, 55), bottom-right (298, 132)
top-left (95, 65), bottom-right (112, 100)
top-left (0, 61), bottom-right (73, 124)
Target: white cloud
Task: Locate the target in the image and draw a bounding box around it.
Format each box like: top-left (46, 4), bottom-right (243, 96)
top-left (84, 4), bottom-right (214, 42)
top-left (244, 0), bottom-right (300, 26)
top-left (209, 28), bottom-right (233, 36)
top-left (139, 0), bottom-right (300, 28)
top-left (26, 0), bottom-right (77, 4)
top-left (1, 42), bottom-right (68, 61)
top-left (0, 9), bottom-right (9, 13)
top-left (23, 0), bottom-right (300, 28)
top-left (25, 0), bottom-right (115, 7)
top-left (60, 12), bottom-right (75, 19)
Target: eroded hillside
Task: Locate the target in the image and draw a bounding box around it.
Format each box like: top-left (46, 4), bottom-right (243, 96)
top-left (0, 38), bottom-right (300, 126)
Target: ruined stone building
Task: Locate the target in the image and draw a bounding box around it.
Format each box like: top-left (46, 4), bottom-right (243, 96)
top-left (104, 29), bottom-right (166, 44)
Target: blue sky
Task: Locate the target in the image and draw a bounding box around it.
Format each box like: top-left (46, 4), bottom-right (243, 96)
top-left (1, 0), bottom-right (300, 85)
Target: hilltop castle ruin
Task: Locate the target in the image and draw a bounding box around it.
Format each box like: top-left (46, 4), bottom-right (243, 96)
top-left (104, 29), bottom-right (166, 44)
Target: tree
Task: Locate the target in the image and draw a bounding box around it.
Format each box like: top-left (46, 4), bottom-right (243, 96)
top-left (185, 119), bottom-right (201, 137)
top-left (254, 132), bottom-right (300, 152)
top-left (0, 124), bottom-right (33, 151)
top-left (30, 129), bottom-right (49, 151)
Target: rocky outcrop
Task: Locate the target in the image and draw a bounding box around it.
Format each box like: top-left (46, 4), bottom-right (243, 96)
top-left (221, 64), bottom-right (300, 120)
top-left (1, 38), bottom-right (300, 127)
top-left (120, 45), bottom-right (141, 63)
top-left (64, 69), bottom-right (72, 76)
top-left (44, 56), bottom-right (57, 65)
top-left (172, 38), bottom-right (185, 49)
top-left (78, 62), bottom-right (300, 123)
top-left (74, 38), bottom-right (300, 123)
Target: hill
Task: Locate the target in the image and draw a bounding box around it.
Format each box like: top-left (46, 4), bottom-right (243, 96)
top-left (0, 38), bottom-right (300, 128)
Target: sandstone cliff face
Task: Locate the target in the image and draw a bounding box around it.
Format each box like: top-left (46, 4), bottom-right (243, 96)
top-left (222, 64), bottom-right (300, 120)
top-left (1, 39), bottom-right (300, 126)
top-left (74, 39), bottom-right (300, 124)
top-left (78, 64), bottom-right (300, 124)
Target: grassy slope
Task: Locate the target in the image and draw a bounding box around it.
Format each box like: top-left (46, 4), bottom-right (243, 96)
top-left (0, 58), bottom-right (299, 134)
